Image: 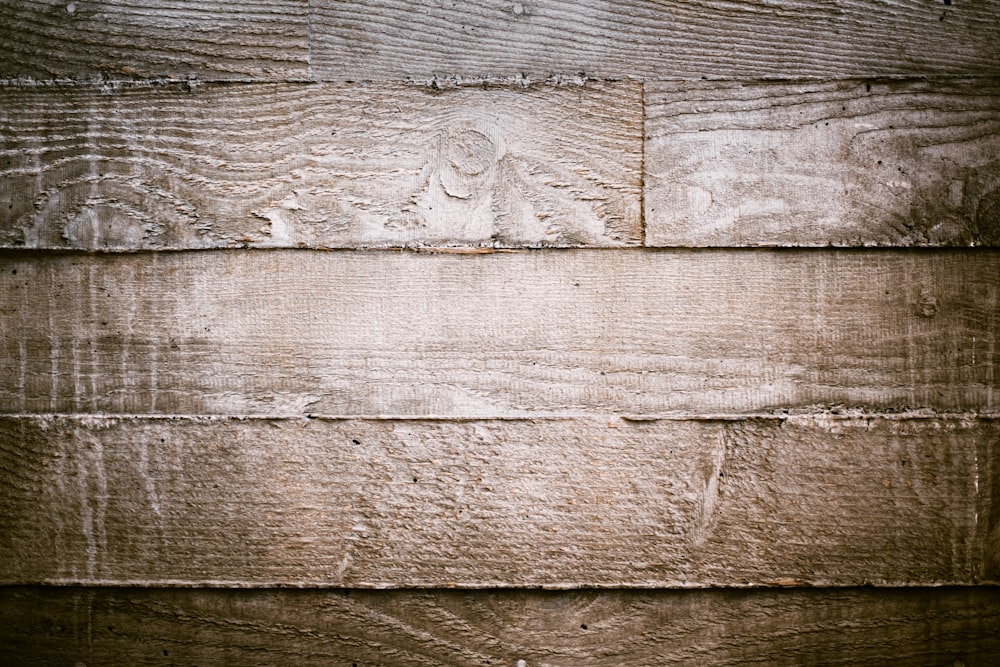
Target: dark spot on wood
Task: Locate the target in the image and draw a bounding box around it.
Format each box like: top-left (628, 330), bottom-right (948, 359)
top-left (866, 83), bottom-right (871, 92)
top-left (581, 623), bottom-right (588, 630)
top-left (352, 439), bottom-right (361, 445)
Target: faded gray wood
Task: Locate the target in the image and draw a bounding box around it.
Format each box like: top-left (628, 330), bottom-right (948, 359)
top-left (645, 79), bottom-right (1000, 247)
top-left (0, 0), bottom-right (309, 80)
top-left (310, 0), bottom-right (1000, 80)
top-left (0, 81), bottom-right (641, 250)
top-left (0, 415), bottom-right (994, 586)
top-left (1, 250), bottom-right (996, 416)
top-left (3, 586), bottom-right (999, 666)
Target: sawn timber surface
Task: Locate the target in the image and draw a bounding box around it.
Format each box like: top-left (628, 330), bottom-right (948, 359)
top-left (645, 79), bottom-right (1000, 247)
top-left (0, 415), bottom-right (995, 587)
top-left (0, 0), bottom-right (309, 80)
top-left (309, 0), bottom-right (1000, 80)
top-left (0, 81), bottom-right (641, 250)
top-left (0, 249), bottom-right (996, 417)
top-left (2, 586), bottom-right (999, 666)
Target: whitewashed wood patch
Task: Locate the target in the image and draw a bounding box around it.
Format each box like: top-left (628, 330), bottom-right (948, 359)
top-left (0, 415), bottom-right (994, 587)
top-left (0, 250), bottom-right (996, 416)
top-left (0, 0), bottom-right (309, 80)
top-left (645, 79), bottom-right (1000, 247)
top-left (309, 0), bottom-right (1000, 80)
top-left (0, 81), bottom-right (641, 250)
top-left (3, 586), bottom-right (999, 666)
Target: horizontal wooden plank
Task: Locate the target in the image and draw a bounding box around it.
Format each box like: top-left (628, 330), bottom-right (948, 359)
top-left (3, 586), bottom-right (999, 667)
top-left (0, 415), bottom-right (994, 586)
top-left (1, 250), bottom-right (996, 416)
top-left (0, 0), bottom-right (309, 80)
top-left (310, 0), bottom-right (1000, 80)
top-left (0, 81), bottom-right (641, 250)
top-left (645, 79), bottom-right (1000, 247)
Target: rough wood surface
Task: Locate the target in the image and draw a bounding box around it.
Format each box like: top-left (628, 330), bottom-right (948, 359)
top-left (1, 250), bottom-right (996, 416)
top-left (2, 586), bottom-right (1000, 666)
top-left (645, 79), bottom-right (1000, 247)
top-left (310, 0), bottom-right (1000, 80)
top-left (0, 0), bottom-right (309, 80)
top-left (0, 415), bottom-right (994, 587)
top-left (0, 81), bottom-right (641, 250)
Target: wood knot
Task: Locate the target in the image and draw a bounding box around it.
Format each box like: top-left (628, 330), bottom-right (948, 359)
top-left (914, 287), bottom-right (938, 318)
top-left (438, 125), bottom-right (499, 200)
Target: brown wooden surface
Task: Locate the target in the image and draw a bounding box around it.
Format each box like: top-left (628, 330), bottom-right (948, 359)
top-left (645, 79), bottom-right (1000, 247)
top-left (309, 0), bottom-right (1000, 80)
top-left (0, 0), bottom-right (309, 80)
top-left (1, 415), bottom-right (994, 587)
top-left (0, 81), bottom-right (641, 250)
top-left (2, 586), bottom-right (999, 666)
top-left (1, 249), bottom-right (996, 417)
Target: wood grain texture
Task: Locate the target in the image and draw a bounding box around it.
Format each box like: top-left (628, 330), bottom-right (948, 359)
top-left (2, 586), bottom-right (999, 666)
top-left (645, 79), bottom-right (1000, 247)
top-left (0, 0), bottom-right (309, 80)
top-left (1, 249), bottom-right (996, 417)
top-left (0, 81), bottom-right (641, 250)
top-left (0, 415), bottom-right (994, 586)
top-left (309, 0), bottom-right (1000, 80)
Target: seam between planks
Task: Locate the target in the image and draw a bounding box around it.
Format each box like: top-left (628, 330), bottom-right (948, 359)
top-left (3, 412), bottom-right (999, 422)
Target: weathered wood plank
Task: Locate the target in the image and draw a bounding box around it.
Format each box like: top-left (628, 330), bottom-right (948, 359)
top-left (0, 415), bottom-right (994, 586)
top-left (0, 0), bottom-right (309, 80)
top-left (3, 586), bottom-right (999, 667)
top-left (645, 79), bottom-right (1000, 247)
top-left (0, 81), bottom-right (641, 250)
top-left (310, 0), bottom-right (1000, 80)
top-left (0, 250), bottom-right (996, 416)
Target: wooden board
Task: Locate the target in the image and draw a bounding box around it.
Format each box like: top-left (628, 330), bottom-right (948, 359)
top-left (1, 415), bottom-right (994, 587)
top-left (1, 250), bottom-right (996, 416)
top-left (309, 0), bottom-right (1000, 80)
top-left (2, 586), bottom-right (1000, 666)
top-left (0, 0), bottom-right (309, 80)
top-left (0, 81), bottom-right (641, 250)
top-left (645, 79), bottom-right (1000, 247)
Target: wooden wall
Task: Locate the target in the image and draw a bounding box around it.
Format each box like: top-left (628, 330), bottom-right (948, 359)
top-left (1, 0), bottom-right (999, 664)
